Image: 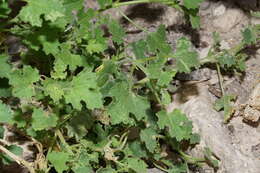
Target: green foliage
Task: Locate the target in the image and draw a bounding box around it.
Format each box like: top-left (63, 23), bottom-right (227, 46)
top-left (9, 66), bottom-right (40, 99)
top-left (173, 37), bottom-right (200, 73)
top-left (18, 0), bottom-right (65, 27)
top-left (62, 70), bottom-right (103, 110)
top-left (0, 101), bottom-right (13, 123)
top-left (204, 147), bottom-right (219, 168)
top-left (0, 145), bottom-right (23, 165)
top-left (140, 128), bottom-right (158, 152)
top-left (157, 110), bottom-right (193, 141)
top-left (0, 54), bottom-right (11, 78)
top-left (31, 108), bottom-right (58, 131)
top-left (214, 95), bottom-right (236, 123)
top-left (0, 0), bottom-right (253, 173)
top-left (183, 0), bottom-right (204, 9)
top-left (0, 0), bottom-right (11, 19)
top-left (107, 81), bottom-right (149, 124)
top-left (242, 26), bottom-right (259, 45)
top-left (47, 151), bottom-right (70, 173)
top-left (126, 157), bottom-right (147, 172)
top-left (250, 11), bottom-right (260, 18)
top-left (108, 19), bottom-right (126, 44)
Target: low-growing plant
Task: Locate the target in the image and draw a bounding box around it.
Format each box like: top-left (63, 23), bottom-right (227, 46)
top-left (0, 0), bottom-right (258, 173)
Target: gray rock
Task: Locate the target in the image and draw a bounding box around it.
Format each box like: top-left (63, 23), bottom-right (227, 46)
top-left (168, 84), bottom-right (260, 173)
top-left (212, 4), bottom-right (226, 17)
top-left (213, 8), bottom-right (244, 33)
top-left (200, 1), bottom-right (211, 10)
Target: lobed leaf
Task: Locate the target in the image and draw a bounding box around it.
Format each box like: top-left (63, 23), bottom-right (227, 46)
top-left (157, 109), bottom-right (193, 141)
top-left (0, 101), bottom-right (13, 123)
top-left (173, 37), bottom-right (199, 73)
top-left (9, 66), bottom-right (40, 99)
top-left (47, 151), bottom-right (70, 173)
top-left (31, 108), bottom-right (58, 131)
top-left (18, 0), bottom-right (65, 27)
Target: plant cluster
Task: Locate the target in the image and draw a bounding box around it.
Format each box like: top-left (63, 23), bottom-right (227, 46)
top-left (0, 0), bottom-right (259, 173)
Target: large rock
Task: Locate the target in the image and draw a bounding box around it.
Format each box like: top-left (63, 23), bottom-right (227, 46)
top-left (243, 83), bottom-right (260, 122)
top-left (168, 84), bottom-right (260, 173)
top-left (213, 8), bottom-right (245, 33)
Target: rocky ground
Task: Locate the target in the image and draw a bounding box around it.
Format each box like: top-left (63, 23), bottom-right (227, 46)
top-left (2, 0), bottom-right (260, 173)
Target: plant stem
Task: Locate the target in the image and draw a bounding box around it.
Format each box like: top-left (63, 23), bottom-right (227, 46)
top-left (153, 162), bottom-right (169, 172)
top-left (0, 144), bottom-right (35, 173)
top-left (216, 63), bottom-right (225, 96)
top-left (118, 9), bottom-right (148, 32)
top-left (55, 129), bottom-right (73, 155)
top-left (113, 0), bottom-right (171, 8)
top-left (179, 150), bottom-right (205, 164)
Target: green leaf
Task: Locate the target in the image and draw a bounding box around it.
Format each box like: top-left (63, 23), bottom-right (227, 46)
top-left (242, 27), bottom-right (257, 45)
top-left (173, 37), bottom-right (199, 73)
top-left (214, 95), bottom-right (235, 123)
top-left (96, 167), bottom-right (116, 173)
top-left (18, 0), bottom-right (65, 26)
top-left (190, 133), bottom-right (200, 144)
top-left (31, 108), bottom-right (58, 131)
top-left (0, 145), bottom-right (23, 165)
top-left (9, 66), bottom-right (40, 99)
top-left (183, 0), bottom-right (204, 9)
top-left (66, 112), bottom-right (93, 140)
top-left (146, 58), bottom-right (168, 79)
top-left (217, 52), bottom-right (236, 68)
top-left (108, 19), bottom-right (125, 44)
top-left (140, 128), bottom-right (157, 153)
top-left (24, 23), bottom-right (61, 55)
top-left (190, 14), bottom-right (200, 29)
top-left (157, 109), bottom-right (193, 141)
top-left (0, 88), bottom-right (12, 98)
top-left (161, 90), bottom-right (171, 106)
top-left (86, 27), bottom-right (107, 54)
top-left (127, 157), bottom-right (147, 173)
top-left (63, 0), bottom-right (84, 22)
top-left (72, 165), bottom-right (92, 173)
top-left (64, 70), bottom-right (103, 110)
top-left (51, 43), bottom-right (86, 79)
top-left (251, 11), bottom-right (260, 18)
top-left (47, 151), bottom-right (70, 173)
top-left (0, 101), bottom-right (13, 123)
top-left (146, 25), bottom-right (172, 56)
top-left (57, 43), bottom-right (85, 71)
top-left (127, 141), bottom-right (147, 158)
top-left (168, 163), bottom-right (187, 173)
top-left (0, 54), bottom-right (11, 78)
top-left (77, 150), bottom-right (99, 164)
top-left (0, 0), bottom-right (11, 18)
top-left (86, 39), bottom-right (107, 54)
top-left (46, 70), bottom-right (103, 110)
top-left (204, 147), bottom-right (219, 168)
top-left (132, 39), bottom-right (147, 59)
top-left (157, 70), bottom-right (176, 87)
top-left (97, 0), bottom-right (113, 9)
top-left (236, 55), bottom-right (246, 71)
top-left (107, 81), bottom-right (149, 124)
top-left (42, 78), bottom-right (64, 102)
top-left (0, 126), bottom-right (4, 138)
top-left (51, 59), bottom-right (67, 79)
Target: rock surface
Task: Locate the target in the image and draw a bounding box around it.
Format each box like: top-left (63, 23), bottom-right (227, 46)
top-left (168, 83), bottom-right (260, 173)
top-left (212, 8), bottom-right (244, 33)
top-left (243, 83), bottom-right (260, 122)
